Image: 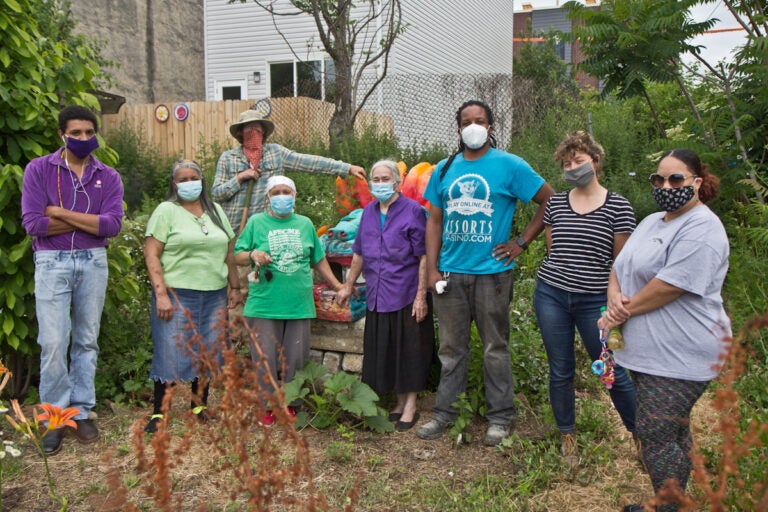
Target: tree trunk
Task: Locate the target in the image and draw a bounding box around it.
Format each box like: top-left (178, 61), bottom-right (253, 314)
top-left (672, 70), bottom-right (717, 152)
top-left (642, 88), bottom-right (667, 139)
top-left (329, 53), bottom-right (354, 146)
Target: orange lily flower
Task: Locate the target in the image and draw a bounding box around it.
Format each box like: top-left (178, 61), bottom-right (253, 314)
top-left (35, 403), bottom-right (80, 432)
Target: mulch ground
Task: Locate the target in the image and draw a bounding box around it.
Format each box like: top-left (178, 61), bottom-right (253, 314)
top-left (3, 392), bottom-right (719, 511)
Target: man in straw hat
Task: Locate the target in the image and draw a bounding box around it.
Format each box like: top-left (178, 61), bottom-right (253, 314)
top-left (212, 110), bottom-right (365, 234)
top-left (213, 110), bottom-right (365, 325)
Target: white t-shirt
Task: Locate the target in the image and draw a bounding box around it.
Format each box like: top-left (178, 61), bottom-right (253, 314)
top-left (613, 205), bottom-right (730, 381)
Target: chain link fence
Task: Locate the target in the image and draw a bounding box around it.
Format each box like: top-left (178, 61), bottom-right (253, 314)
top-left (282, 73), bottom-right (553, 152)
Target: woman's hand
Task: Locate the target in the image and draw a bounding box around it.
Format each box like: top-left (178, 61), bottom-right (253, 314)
top-left (155, 292), bottom-right (174, 322)
top-left (335, 285), bottom-right (352, 307)
top-left (250, 250), bottom-right (273, 266)
top-left (412, 295), bottom-right (427, 323)
top-left (605, 292), bottom-right (631, 325)
top-left (227, 288), bottom-right (243, 309)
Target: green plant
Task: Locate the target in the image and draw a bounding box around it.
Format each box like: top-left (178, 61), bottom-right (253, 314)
top-left (448, 392), bottom-right (477, 445)
top-left (283, 360), bottom-right (393, 433)
top-left (326, 425), bottom-right (355, 462)
top-left (96, 216), bottom-right (152, 405)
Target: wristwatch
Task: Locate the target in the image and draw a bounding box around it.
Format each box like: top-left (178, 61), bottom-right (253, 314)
top-left (515, 236), bottom-right (528, 251)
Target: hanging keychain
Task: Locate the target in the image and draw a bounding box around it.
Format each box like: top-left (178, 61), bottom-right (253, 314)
top-left (592, 328), bottom-right (616, 389)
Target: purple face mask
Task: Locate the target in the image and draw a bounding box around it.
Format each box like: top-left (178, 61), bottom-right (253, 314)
top-left (65, 135), bottom-right (99, 159)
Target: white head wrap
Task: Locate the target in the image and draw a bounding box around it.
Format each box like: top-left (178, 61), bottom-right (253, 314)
top-left (266, 175), bottom-right (296, 194)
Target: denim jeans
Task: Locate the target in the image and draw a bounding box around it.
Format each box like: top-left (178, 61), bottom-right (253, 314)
top-left (533, 280), bottom-right (636, 433)
top-left (432, 270), bottom-right (516, 425)
top-left (34, 249), bottom-right (108, 420)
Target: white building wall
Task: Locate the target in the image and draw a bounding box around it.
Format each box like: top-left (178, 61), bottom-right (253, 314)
top-left (390, 1), bottom-right (514, 75)
top-left (204, 0), bottom-right (515, 147)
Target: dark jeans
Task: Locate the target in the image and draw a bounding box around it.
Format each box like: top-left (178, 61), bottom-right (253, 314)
top-left (432, 270), bottom-right (516, 425)
top-left (533, 280), bottom-right (636, 433)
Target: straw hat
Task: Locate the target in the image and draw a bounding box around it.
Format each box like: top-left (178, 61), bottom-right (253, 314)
top-left (229, 110), bottom-right (275, 142)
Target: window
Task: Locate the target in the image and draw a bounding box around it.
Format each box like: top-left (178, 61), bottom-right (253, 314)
top-left (214, 79), bottom-right (247, 101)
top-left (269, 60), bottom-right (335, 102)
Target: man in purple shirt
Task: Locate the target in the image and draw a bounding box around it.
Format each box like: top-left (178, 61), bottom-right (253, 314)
top-left (21, 105), bottom-right (124, 456)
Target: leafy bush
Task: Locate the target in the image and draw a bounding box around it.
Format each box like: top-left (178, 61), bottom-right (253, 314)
top-left (283, 360), bottom-right (393, 433)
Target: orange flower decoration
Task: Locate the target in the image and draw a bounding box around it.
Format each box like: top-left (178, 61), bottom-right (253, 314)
top-left (35, 403), bottom-right (80, 431)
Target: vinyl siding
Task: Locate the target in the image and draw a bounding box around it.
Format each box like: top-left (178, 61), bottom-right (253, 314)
top-left (205, 0), bottom-right (514, 100)
top-left (390, 1), bottom-right (514, 75)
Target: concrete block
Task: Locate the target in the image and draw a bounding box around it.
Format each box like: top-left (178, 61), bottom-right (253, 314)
top-left (341, 353), bottom-right (363, 373)
top-left (322, 352), bottom-right (342, 373)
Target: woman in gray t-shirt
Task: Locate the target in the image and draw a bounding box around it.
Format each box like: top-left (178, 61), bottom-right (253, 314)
top-left (601, 149), bottom-right (730, 512)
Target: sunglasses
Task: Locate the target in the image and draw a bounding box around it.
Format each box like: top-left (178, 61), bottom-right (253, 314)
top-left (648, 173), bottom-right (696, 188)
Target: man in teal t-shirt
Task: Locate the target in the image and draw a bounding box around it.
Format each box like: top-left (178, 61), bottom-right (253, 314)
top-left (417, 100), bottom-right (554, 446)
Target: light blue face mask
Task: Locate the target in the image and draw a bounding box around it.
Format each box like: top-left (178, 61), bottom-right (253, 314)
top-left (176, 180), bottom-right (203, 201)
top-left (270, 194), bottom-right (295, 215)
top-left (370, 182), bottom-right (395, 203)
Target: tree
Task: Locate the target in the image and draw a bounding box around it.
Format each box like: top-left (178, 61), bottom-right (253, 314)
top-left (563, 0), bottom-right (715, 139)
top-left (232, 0), bottom-right (405, 145)
top-left (0, 0), bottom-right (111, 396)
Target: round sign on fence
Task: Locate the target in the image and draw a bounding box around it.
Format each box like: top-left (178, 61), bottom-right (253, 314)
top-left (154, 104), bottom-right (170, 123)
top-left (252, 98), bottom-right (272, 118)
top-left (174, 103), bottom-right (189, 122)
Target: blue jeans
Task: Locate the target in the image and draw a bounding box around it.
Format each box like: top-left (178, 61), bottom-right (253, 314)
top-left (432, 271), bottom-right (516, 425)
top-left (533, 280), bottom-right (636, 433)
top-left (34, 249), bottom-right (108, 420)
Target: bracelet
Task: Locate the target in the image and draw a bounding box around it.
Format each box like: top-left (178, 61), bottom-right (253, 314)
top-left (333, 283), bottom-right (343, 291)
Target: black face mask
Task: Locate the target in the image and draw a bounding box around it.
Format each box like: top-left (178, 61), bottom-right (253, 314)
top-left (652, 185), bottom-right (695, 211)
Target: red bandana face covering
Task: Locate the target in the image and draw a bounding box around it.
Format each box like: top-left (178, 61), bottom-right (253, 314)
top-left (242, 127), bottom-right (264, 170)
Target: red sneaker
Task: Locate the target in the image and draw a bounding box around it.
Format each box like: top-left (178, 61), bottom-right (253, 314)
top-left (286, 406), bottom-right (297, 419)
top-left (259, 410), bottom-right (275, 427)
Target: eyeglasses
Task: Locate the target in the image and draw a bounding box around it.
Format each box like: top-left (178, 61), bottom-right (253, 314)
top-left (195, 217), bottom-right (209, 235)
top-left (648, 173), bottom-right (697, 188)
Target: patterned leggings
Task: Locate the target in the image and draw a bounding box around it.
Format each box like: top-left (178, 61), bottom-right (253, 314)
top-left (633, 371), bottom-right (709, 512)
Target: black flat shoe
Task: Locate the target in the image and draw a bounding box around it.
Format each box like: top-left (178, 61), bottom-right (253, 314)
top-left (42, 428), bottom-right (65, 456)
top-left (395, 412), bottom-right (420, 431)
top-left (388, 412), bottom-right (402, 422)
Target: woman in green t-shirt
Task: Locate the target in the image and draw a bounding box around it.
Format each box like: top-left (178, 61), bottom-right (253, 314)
top-left (143, 159), bottom-right (242, 433)
top-left (234, 176), bottom-right (343, 427)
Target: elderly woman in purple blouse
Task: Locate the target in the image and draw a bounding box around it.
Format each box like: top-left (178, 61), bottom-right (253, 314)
top-left (336, 159), bottom-right (435, 431)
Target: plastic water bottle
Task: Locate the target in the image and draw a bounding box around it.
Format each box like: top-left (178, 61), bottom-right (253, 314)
top-left (600, 306), bottom-right (625, 351)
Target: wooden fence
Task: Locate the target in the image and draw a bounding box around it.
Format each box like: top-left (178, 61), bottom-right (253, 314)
top-left (101, 98), bottom-right (393, 162)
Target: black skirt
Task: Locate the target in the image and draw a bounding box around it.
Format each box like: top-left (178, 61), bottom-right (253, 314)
top-left (362, 296), bottom-right (435, 394)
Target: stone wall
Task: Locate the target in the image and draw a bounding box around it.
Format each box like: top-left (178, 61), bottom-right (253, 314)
top-left (70, 0), bottom-right (205, 104)
top-left (309, 319), bottom-right (365, 375)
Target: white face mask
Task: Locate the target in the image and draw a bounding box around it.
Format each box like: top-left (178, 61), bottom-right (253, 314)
top-left (461, 124), bottom-right (488, 150)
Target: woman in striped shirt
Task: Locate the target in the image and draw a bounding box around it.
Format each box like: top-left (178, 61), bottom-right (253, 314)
top-left (532, 131), bottom-right (638, 468)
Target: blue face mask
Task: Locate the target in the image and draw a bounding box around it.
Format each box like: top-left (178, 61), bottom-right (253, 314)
top-left (370, 182), bottom-right (395, 203)
top-left (270, 194), bottom-right (295, 215)
top-left (176, 180), bottom-right (203, 201)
